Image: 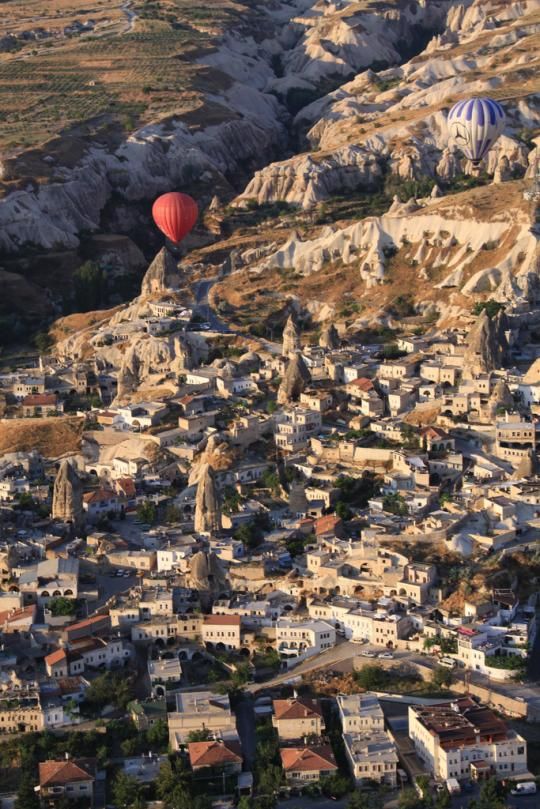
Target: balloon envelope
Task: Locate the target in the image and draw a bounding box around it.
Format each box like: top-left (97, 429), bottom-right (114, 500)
top-left (448, 97), bottom-right (505, 164)
top-left (152, 192), bottom-right (198, 244)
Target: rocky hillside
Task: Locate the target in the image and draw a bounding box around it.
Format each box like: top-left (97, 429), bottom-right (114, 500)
top-left (0, 0), bottom-right (539, 340)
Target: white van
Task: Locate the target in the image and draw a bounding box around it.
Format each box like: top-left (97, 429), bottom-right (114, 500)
top-left (439, 656), bottom-right (456, 669)
top-left (510, 781), bottom-right (537, 795)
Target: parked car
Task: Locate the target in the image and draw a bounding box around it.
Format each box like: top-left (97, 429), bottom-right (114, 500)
top-left (378, 651), bottom-right (393, 659)
top-left (361, 650), bottom-right (377, 658)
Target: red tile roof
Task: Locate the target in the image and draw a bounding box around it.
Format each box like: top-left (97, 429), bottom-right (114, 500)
top-left (22, 393), bottom-right (58, 406)
top-left (45, 649), bottom-right (67, 667)
top-left (83, 488), bottom-right (117, 505)
top-left (39, 759), bottom-right (95, 787)
top-left (348, 378), bottom-right (374, 392)
top-left (0, 605), bottom-right (35, 626)
top-left (315, 515), bottom-right (342, 535)
top-left (65, 614), bottom-right (110, 634)
top-left (420, 426), bottom-right (448, 439)
top-left (280, 746), bottom-right (337, 773)
top-left (204, 614), bottom-right (241, 627)
top-left (273, 698), bottom-right (323, 721)
top-left (115, 477), bottom-right (136, 497)
top-left (188, 740), bottom-right (242, 768)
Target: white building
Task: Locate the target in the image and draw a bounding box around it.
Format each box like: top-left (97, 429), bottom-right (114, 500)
top-left (148, 657), bottom-right (183, 697)
top-left (409, 698), bottom-right (528, 782)
top-left (337, 693), bottom-right (385, 734)
top-left (276, 619), bottom-right (335, 667)
top-left (343, 732), bottom-right (398, 786)
top-left (274, 408), bottom-right (322, 453)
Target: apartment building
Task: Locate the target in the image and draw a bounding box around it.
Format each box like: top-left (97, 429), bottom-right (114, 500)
top-left (342, 732), bottom-right (398, 786)
top-left (337, 693), bottom-right (385, 734)
top-left (202, 614), bottom-right (242, 650)
top-left (495, 415), bottom-right (536, 465)
top-left (0, 689), bottom-right (43, 734)
top-left (409, 698), bottom-right (528, 781)
top-left (274, 408), bottom-right (322, 453)
top-left (344, 610), bottom-right (413, 647)
top-left (131, 615), bottom-right (202, 644)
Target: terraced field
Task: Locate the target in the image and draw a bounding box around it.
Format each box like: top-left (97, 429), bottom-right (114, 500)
top-left (0, 0), bottom-right (254, 155)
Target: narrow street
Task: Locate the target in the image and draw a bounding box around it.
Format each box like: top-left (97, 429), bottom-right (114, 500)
top-left (235, 696), bottom-right (256, 770)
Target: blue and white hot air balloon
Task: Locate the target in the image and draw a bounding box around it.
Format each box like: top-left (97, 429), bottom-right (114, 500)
top-left (447, 97), bottom-right (506, 167)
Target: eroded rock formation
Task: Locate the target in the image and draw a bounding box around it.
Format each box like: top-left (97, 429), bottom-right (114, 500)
top-left (282, 314), bottom-right (300, 357)
top-left (277, 352), bottom-right (311, 404)
top-left (194, 462), bottom-right (222, 534)
top-left (319, 322), bottom-right (340, 350)
top-left (141, 248), bottom-right (183, 297)
top-left (463, 310), bottom-right (509, 378)
top-left (52, 459), bottom-right (83, 531)
top-left (186, 550), bottom-right (229, 598)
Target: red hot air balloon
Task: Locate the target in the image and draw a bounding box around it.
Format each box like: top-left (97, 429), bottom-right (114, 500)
top-left (152, 192), bottom-right (198, 244)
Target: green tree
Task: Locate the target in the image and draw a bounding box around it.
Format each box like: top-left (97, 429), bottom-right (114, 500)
top-left (335, 474), bottom-right (378, 508)
top-left (347, 791), bottom-right (382, 809)
top-left (434, 789), bottom-right (450, 809)
top-left (261, 468), bottom-right (280, 494)
top-left (335, 500), bottom-right (352, 520)
top-left (33, 331), bottom-right (53, 353)
top-left (321, 772), bottom-right (351, 798)
top-left (382, 492), bottom-right (408, 516)
top-left (353, 664), bottom-right (391, 690)
top-left (381, 343), bottom-right (406, 360)
top-left (170, 796), bottom-right (211, 809)
top-left (121, 736), bottom-right (139, 756)
top-left (111, 772), bottom-right (145, 809)
top-left (48, 596), bottom-right (77, 617)
top-left (285, 532), bottom-right (312, 558)
top-left (231, 662), bottom-right (251, 688)
top-left (471, 300), bottom-right (505, 319)
top-left (257, 764), bottom-right (282, 796)
top-left (234, 512), bottom-right (271, 550)
top-left (73, 261), bottom-right (105, 312)
top-left (468, 776), bottom-right (507, 809)
top-left (156, 759), bottom-right (190, 802)
top-left (430, 665), bottom-right (452, 691)
top-left (222, 486), bottom-right (242, 514)
top-left (15, 775), bottom-right (40, 809)
top-left (186, 728), bottom-right (212, 743)
top-left (137, 500), bottom-right (157, 525)
top-left (84, 671), bottom-right (134, 713)
top-left (146, 718), bottom-right (168, 749)
top-left (165, 504), bottom-right (183, 523)
top-left (16, 492), bottom-right (36, 511)
top-left (398, 788), bottom-right (425, 809)
top-left (401, 423), bottom-right (420, 449)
